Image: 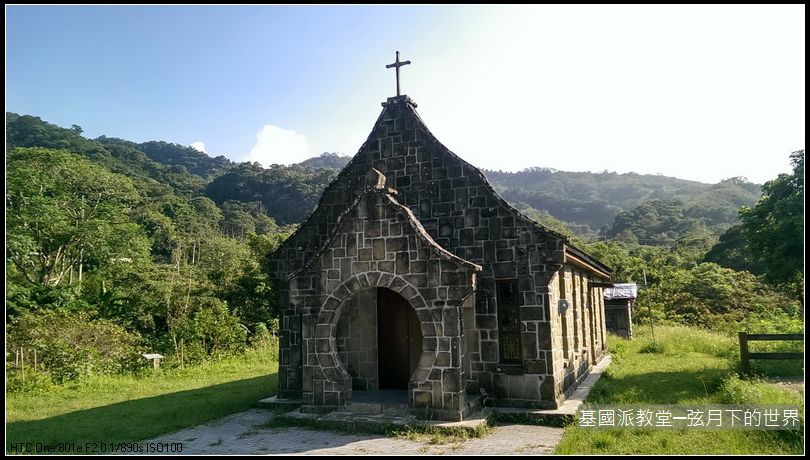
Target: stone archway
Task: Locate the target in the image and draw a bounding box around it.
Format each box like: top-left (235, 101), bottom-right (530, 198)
top-left (333, 285), bottom-right (424, 393)
top-left (308, 272), bottom-right (436, 408)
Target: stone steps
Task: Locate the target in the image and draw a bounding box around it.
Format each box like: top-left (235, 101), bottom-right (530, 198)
top-left (256, 396), bottom-right (302, 411)
top-left (344, 401), bottom-right (410, 416)
top-left (255, 355), bottom-right (611, 429)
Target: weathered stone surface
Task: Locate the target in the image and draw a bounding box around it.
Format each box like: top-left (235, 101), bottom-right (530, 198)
top-left (270, 95), bottom-right (611, 419)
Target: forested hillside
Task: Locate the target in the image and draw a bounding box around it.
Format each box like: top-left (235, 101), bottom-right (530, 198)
top-left (8, 112), bottom-right (759, 237)
top-left (485, 168), bottom-right (761, 239)
top-left (205, 162), bottom-right (338, 225)
top-left (296, 152), bottom-right (352, 170)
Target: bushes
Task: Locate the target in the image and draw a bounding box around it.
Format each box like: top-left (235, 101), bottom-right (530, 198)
top-left (736, 304), bottom-right (804, 334)
top-left (163, 298), bottom-right (249, 365)
top-left (6, 294), bottom-right (265, 388)
top-left (7, 309), bottom-right (143, 385)
top-left (6, 368), bottom-right (56, 393)
top-left (636, 262), bottom-right (800, 329)
top-left (189, 299), bottom-right (248, 357)
top-left (248, 321), bottom-right (280, 362)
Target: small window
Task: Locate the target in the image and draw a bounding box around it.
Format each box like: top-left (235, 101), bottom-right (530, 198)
top-left (496, 279), bottom-right (522, 364)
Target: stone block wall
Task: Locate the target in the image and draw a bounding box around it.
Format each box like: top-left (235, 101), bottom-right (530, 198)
top-left (548, 266), bottom-right (608, 405)
top-left (336, 287), bottom-right (378, 391)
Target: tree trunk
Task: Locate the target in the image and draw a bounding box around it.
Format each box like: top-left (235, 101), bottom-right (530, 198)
top-left (78, 248), bottom-right (84, 283)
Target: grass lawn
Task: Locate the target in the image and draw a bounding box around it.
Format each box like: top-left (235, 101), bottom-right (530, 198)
top-left (555, 325), bottom-right (804, 455)
top-left (6, 347), bottom-right (278, 452)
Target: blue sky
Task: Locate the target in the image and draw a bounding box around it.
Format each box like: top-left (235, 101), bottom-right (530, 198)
top-left (6, 5), bottom-right (805, 184)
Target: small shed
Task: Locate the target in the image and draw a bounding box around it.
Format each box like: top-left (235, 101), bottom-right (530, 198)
top-left (604, 283), bottom-right (638, 338)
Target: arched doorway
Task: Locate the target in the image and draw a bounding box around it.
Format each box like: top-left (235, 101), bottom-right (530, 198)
top-left (377, 287), bottom-right (423, 389)
top-left (334, 285), bottom-right (424, 392)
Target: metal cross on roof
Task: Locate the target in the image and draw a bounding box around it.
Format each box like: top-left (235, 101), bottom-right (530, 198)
top-left (385, 51), bottom-right (411, 97)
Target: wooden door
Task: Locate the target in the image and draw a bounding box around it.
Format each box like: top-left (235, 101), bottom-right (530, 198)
top-left (378, 288), bottom-right (422, 389)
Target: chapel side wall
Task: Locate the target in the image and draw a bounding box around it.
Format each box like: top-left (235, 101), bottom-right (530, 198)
top-left (548, 267), bottom-right (573, 404)
top-left (547, 266), bottom-right (608, 404)
top-left (597, 285), bottom-right (608, 358)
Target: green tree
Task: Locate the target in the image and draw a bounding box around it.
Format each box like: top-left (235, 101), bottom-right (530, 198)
top-left (703, 225), bottom-right (764, 274)
top-left (195, 235), bottom-right (278, 326)
top-left (204, 162), bottom-right (339, 225)
top-left (513, 202), bottom-right (574, 238)
top-left (220, 200), bottom-right (278, 238)
top-left (581, 241), bottom-right (648, 283)
top-left (739, 150), bottom-right (804, 297)
top-left (6, 148), bottom-right (149, 286)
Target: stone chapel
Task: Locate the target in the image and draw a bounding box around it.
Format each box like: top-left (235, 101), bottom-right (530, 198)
top-left (268, 59), bottom-right (612, 421)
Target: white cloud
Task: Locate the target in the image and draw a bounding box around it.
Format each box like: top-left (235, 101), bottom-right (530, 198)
top-left (190, 141), bottom-right (207, 154)
top-left (244, 124), bottom-right (310, 167)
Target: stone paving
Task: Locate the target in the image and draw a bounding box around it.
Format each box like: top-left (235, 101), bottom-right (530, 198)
top-left (142, 408), bottom-right (564, 455)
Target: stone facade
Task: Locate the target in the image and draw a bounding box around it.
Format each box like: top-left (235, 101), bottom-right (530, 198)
top-left (269, 95), bottom-right (612, 420)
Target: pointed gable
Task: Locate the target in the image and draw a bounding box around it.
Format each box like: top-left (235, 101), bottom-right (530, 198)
top-left (269, 95), bottom-right (609, 280)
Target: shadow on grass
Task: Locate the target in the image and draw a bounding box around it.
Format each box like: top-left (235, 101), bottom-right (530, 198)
top-left (587, 368), bottom-right (728, 404)
top-left (7, 374), bottom-right (278, 451)
top-left (747, 359), bottom-right (804, 378)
